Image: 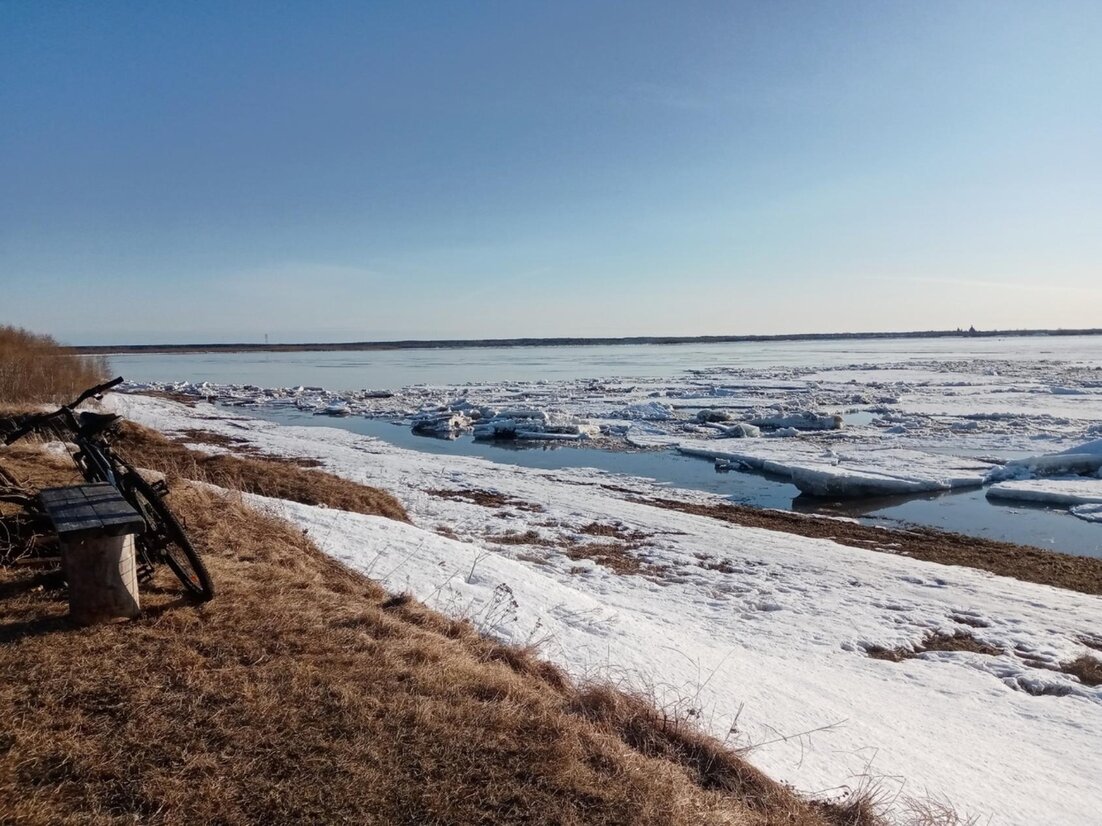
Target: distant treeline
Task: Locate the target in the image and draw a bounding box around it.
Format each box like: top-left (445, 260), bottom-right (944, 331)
top-left (73, 328), bottom-right (1102, 356)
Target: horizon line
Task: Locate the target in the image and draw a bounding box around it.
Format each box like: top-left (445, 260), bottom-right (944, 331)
top-left (72, 326), bottom-right (1102, 356)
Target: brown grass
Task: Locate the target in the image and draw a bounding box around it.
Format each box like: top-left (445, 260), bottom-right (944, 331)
top-left (0, 326), bottom-right (108, 404)
top-left (866, 631), bottom-right (1003, 662)
top-left (1061, 655), bottom-right (1102, 686)
top-left (0, 457), bottom-right (882, 826)
top-left (111, 421), bottom-right (408, 521)
top-left (578, 521), bottom-right (651, 542)
top-left (640, 496), bottom-right (1102, 595)
top-left (427, 487), bottom-right (545, 512)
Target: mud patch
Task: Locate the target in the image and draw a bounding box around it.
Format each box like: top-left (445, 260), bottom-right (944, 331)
top-left (427, 488), bottom-right (544, 513)
top-left (866, 631), bottom-right (1003, 662)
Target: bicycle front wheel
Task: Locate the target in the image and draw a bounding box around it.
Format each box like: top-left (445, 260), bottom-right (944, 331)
top-left (120, 473), bottom-right (214, 601)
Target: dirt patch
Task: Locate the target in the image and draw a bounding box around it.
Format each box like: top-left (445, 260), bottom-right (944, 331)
top-left (866, 631), bottom-right (1003, 662)
top-left (176, 427), bottom-right (254, 449)
top-left (578, 521), bottom-right (651, 542)
top-left (1078, 633), bottom-right (1102, 652)
top-left (488, 529), bottom-right (556, 547)
top-left (566, 542), bottom-right (649, 575)
top-left (138, 389), bottom-right (201, 406)
top-left (639, 496), bottom-right (1102, 595)
top-left (949, 612), bottom-right (991, 628)
top-left (1061, 655), bottom-right (1102, 686)
top-left (427, 487), bottom-right (545, 512)
top-left (487, 528), bottom-right (666, 578)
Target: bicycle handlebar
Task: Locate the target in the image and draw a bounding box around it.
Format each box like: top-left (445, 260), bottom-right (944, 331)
top-left (72, 376), bottom-right (125, 407)
top-left (2, 376), bottom-right (125, 445)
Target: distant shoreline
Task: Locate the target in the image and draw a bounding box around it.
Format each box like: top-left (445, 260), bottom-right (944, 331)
top-left (73, 327), bottom-right (1102, 355)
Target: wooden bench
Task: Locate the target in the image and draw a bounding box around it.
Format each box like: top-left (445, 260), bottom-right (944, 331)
top-left (38, 484), bottom-right (145, 625)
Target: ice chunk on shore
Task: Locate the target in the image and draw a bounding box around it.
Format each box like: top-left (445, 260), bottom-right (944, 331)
top-left (986, 478), bottom-right (1102, 508)
top-left (987, 437), bottom-right (1102, 482)
top-left (722, 423), bottom-right (761, 438)
top-left (1071, 504), bottom-right (1102, 523)
top-left (750, 412), bottom-right (844, 431)
top-left (412, 410), bottom-right (473, 437)
top-left (474, 411), bottom-right (599, 441)
top-left (677, 439), bottom-right (991, 498)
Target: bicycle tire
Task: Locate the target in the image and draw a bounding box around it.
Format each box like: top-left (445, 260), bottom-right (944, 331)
top-left (120, 472), bottom-right (214, 601)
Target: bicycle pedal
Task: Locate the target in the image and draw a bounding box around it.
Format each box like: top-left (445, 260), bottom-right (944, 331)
top-left (137, 562), bottom-right (155, 583)
top-left (150, 480), bottom-right (170, 496)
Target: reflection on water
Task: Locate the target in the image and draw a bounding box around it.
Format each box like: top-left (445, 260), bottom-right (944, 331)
top-left (246, 406), bottom-right (1101, 559)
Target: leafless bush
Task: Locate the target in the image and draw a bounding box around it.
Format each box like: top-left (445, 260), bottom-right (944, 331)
top-left (0, 326), bottom-right (108, 403)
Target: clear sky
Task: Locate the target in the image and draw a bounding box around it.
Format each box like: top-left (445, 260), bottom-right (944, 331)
top-left (1, 1), bottom-right (1099, 344)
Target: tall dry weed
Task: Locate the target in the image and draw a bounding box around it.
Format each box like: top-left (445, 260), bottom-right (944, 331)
top-left (0, 326), bottom-right (108, 404)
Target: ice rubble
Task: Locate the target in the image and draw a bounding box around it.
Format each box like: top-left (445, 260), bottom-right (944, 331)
top-left (749, 412), bottom-right (844, 431)
top-left (410, 404), bottom-right (600, 442)
top-left (121, 355), bottom-right (1102, 505)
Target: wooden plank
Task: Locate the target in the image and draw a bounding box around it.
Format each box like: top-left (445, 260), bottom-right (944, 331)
top-left (38, 484), bottom-right (145, 539)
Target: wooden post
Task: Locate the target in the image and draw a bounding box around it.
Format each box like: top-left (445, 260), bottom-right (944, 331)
top-left (61, 532), bottom-right (141, 624)
top-left (38, 485), bottom-right (145, 626)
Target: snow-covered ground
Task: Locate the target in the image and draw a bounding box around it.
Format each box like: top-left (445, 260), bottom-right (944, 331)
top-left (106, 393), bottom-right (1102, 826)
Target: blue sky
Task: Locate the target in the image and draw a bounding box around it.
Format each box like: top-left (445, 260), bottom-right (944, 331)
top-left (1, 1), bottom-right (1099, 344)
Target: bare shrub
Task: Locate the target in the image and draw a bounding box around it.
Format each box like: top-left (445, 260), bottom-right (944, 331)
top-left (0, 326), bottom-right (108, 404)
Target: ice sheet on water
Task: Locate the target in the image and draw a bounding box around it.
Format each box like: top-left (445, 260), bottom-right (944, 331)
top-left (1071, 504), bottom-right (1102, 523)
top-left (675, 437), bottom-right (993, 497)
top-left (987, 478), bottom-right (1102, 507)
top-left (988, 437), bottom-right (1102, 482)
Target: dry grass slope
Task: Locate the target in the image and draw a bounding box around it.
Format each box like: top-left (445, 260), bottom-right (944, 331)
top-left (0, 446), bottom-right (897, 825)
top-left (112, 420), bottom-right (409, 522)
top-left (0, 326), bottom-right (108, 404)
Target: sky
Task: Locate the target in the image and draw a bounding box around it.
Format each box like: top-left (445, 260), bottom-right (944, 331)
top-left (1, 1), bottom-right (1100, 345)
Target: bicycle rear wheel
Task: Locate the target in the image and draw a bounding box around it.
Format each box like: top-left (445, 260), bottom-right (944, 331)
top-left (120, 472), bottom-right (214, 601)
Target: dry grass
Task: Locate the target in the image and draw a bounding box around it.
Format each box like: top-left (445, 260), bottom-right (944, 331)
top-left (640, 496), bottom-right (1102, 595)
top-left (111, 421), bottom-right (408, 522)
top-left (865, 632), bottom-right (1003, 663)
top-left (0, 456), bottom-right (885, 826)
top-left (1061, 655), bottom-right (1102, 687)
top-left (427, 487), bottom-right (545, 513)
top-left (0, 326), bottom-right (108, 404)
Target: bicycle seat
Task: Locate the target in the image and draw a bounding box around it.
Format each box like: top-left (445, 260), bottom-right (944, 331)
top-left (77, 411), bottom-right (121, 437)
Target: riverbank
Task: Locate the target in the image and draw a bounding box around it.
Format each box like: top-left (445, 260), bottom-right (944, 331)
top-left (102, 391), bottom-right (1102, 825)
top-left (3, 441), bottom-right (867, 826)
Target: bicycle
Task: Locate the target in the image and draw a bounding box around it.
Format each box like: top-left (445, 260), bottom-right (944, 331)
top-left (1, 377), bottom-right (215, 601)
